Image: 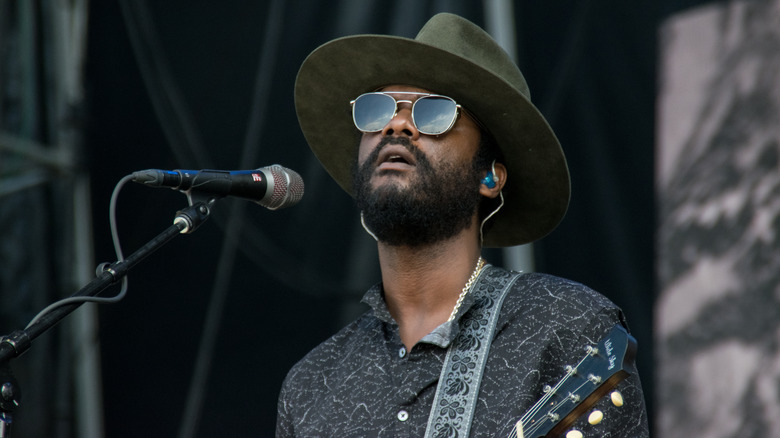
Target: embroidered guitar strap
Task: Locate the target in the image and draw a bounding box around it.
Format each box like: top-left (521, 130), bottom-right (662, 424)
top-left (424, 266), bottom-right (522, 438)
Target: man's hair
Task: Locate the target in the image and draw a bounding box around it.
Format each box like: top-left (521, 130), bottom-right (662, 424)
top-left (474, 130), bottom-right (501, 171)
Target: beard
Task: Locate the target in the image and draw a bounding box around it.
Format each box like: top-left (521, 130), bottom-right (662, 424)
top-left (353, 137), bottom-right (484, 247)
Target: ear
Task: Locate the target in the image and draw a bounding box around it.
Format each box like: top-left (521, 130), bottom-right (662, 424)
top-left (479, 162), bottom-right (507, 199)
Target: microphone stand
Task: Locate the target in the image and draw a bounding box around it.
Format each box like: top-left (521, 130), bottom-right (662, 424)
top-left (0, 201), bottom-right (212, 437)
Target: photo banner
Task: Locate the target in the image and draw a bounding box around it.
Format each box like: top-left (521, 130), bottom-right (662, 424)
top-left (656, 1), bottom-right (780, 436)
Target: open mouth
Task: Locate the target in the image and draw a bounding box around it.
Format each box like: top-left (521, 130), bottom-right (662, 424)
top-left (377, 145), bottom-right (417, 169)
top-left (386, 154), bottom-right (409, 164)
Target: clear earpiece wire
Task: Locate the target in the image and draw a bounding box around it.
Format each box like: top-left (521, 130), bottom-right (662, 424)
top-left (361, 212), bottom-right (379, 241)
top-left (480, 190), bottom-right (504, 245)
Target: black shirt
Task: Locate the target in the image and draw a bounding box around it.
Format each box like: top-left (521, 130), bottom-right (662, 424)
top-left (276, 267), bottom-right (649, 437)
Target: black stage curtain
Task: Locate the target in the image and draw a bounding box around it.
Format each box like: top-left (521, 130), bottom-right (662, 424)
top-left (81, 1), bottom-right (689, 435)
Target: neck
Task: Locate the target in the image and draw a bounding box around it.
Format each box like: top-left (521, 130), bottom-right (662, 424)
top-left (377, 222), bottom-right (483, 349)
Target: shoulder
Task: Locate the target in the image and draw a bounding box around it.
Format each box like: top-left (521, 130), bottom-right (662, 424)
top-left (485, 269), bottom-right (630, 352)
top-left (507, 270), bottom-right (615, 306)
top-left (276, 310), bottom-right (386, 434)
top-left (278, 310), bottom-right (379, 396)
top-left (497, 269), bottom-right (625, 327)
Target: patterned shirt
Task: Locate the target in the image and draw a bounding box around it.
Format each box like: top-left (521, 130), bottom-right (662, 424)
top-left (276, 267), bottom-right (649, 437)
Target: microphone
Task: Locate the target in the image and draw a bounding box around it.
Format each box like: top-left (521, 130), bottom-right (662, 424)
top-left (131, 164), bottom-right (304, 210)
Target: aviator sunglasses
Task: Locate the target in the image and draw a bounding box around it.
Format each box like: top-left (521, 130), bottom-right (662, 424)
top-left (350, 91), bottom-right (462, 136)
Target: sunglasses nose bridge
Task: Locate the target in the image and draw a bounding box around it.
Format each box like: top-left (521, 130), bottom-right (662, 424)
top-left (392, 99), bottom-right (414, 119)
top-left (381, 97), bottom-right (420, 138)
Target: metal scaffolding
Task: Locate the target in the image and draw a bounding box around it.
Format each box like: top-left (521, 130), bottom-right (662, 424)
top-left (0, 0), bottom-right (102, 437)
top-left (484, 0), bottom-right (536, 273)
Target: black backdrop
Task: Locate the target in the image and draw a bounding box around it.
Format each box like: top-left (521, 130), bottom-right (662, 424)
top-left (80, 1), bottom-right (696, 436)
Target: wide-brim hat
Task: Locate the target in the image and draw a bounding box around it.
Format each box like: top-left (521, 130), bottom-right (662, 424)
top-left (294, 13), bottom-right (570, 247)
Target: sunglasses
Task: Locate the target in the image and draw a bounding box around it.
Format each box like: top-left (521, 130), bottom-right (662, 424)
top-left (350, 92), bottom-right (462, 136)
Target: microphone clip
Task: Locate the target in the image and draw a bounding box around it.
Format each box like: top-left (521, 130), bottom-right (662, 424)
top-left (174, 201), bottom-right (213, 234)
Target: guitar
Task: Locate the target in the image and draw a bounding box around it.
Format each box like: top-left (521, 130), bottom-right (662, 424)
top-left (509, 324), bottom-right (637, 438)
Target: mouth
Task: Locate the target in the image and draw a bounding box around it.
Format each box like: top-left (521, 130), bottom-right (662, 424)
top-left (376, 144), bottom-right (417, 170)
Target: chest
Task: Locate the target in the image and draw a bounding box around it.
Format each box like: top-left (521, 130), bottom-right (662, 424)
top-left (297, 328), bottom-right (548, 437)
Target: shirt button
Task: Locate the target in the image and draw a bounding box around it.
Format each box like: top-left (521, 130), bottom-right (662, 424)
top-left (397, 410), bottom-right (409, 422)
top-left (398, 346), bottom-right (407, 358)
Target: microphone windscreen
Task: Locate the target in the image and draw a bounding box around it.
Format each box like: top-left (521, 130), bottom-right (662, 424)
top-left (260, 165), bottom-right (304, 210)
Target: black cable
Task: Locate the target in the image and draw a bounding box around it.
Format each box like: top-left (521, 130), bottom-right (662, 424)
top-left (24, 174), bottom-right (133, 329)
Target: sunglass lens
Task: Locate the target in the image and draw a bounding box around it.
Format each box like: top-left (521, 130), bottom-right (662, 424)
top-left (413, 96), bottom-right (457, 135)
top-left (353, 93), bottom-right (395, 132)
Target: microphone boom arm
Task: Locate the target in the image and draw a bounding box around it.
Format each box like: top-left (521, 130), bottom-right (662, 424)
top-left (0, 201), bottom-right (212, 437)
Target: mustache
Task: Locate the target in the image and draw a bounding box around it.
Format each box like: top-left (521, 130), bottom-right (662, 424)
top-left (353, 137), bottom-right (432, 186)
top-left (377, 135), bottom-right (414, 150)
top-left (367, 136), bottom-right (426, 166)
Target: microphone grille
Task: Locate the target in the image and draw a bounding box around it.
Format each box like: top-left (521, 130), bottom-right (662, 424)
top-left (260, 164), bottom-right (304, 210)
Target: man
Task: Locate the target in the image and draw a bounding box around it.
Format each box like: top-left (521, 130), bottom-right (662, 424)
top-left (277, 13), bottom-right (649, 437)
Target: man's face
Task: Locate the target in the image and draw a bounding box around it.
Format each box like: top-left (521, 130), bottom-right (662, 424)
top-left (352, 85), bottom-right (485, 247)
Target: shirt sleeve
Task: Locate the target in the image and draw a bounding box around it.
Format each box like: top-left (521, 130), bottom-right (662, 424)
top-left (275, 371), bottom-right (295, 438)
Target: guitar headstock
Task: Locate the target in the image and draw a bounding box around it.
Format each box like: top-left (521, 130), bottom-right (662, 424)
top-left (512, 324), bottom-right (637, 438)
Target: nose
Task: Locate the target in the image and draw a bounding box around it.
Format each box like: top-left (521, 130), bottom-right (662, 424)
top-left (381, 100), bottom-right (420, 140)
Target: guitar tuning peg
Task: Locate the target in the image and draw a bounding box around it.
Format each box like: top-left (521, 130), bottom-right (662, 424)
top-left (610, 390), bottom-right (624, 407)
top-left (565, 429), bottom-right (583, 438)
top-left (588, 409), bottom-right (604, 425)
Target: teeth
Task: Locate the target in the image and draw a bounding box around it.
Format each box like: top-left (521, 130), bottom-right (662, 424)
top-left (386, 155), bottom-right (405, 163)
top-left (381, 152), bottom-right (411, 165)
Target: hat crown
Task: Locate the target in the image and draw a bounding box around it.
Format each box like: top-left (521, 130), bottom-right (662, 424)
top-left (414, 13), bottom-right (531, 101)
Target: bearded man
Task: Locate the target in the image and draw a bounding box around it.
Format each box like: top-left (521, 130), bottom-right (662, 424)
top-left (277, 13), bottom-right (649, 438)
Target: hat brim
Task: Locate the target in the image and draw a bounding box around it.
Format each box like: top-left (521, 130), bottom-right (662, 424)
top-left (295, 34), bottom-right (570, 247)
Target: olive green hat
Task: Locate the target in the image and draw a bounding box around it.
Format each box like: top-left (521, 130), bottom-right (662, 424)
top-left (294, 12), bottom-right (570, 247)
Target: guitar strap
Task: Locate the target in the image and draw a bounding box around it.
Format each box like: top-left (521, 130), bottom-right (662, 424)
top-left (424, 266), bottom-right (522, 438)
